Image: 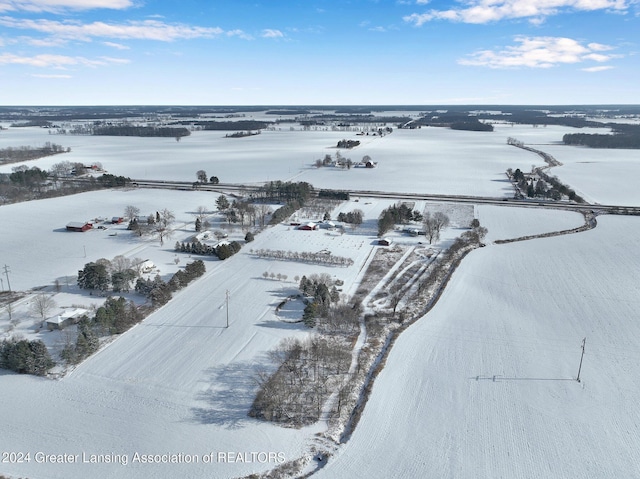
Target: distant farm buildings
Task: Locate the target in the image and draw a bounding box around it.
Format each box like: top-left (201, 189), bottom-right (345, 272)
top-left (66, 221), bottom-right (92, 232)
top-left (298, 222), bottom-right (319, 231)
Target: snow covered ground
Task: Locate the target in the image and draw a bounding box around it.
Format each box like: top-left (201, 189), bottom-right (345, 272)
top-left (314, 214), bottom-right (640, 479)
top-left (1, 116), bottom-right (639, 479)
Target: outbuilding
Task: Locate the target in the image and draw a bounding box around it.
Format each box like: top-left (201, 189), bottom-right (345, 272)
top-left (46, 308), bottom-right (88, 331)
top-left (378, 238), bottom-right (393, 246)
top-left (298, 222), bottom-right (319, 231)
top-left (66, 221), bottom-right (92, 232)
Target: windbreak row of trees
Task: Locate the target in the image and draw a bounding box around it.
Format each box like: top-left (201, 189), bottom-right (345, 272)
top-left (0, 143), bottom-right (69, 164)
top-left (174, 239), bottom-right (242, 260)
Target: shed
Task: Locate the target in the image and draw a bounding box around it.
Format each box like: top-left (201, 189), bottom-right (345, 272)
top-left (66, 221), bottom-right (92, 232)
top-left (298, 222), bottom-right (319, 231)
top-left (378, 238), bottom-right (393, 246)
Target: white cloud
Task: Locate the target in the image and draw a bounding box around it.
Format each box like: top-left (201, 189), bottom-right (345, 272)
top-left (0, 52), bottom-right (127, 68)
top-left (458, 36), bottom-right (617, 68)
top-left (582, 65), bottom-right (615, 71)
top-left (31, 73), bottom-right (72, 78)
top-left (0, 17), bottom-right (227, 41)
top-left (226, 29), bottom-right (252, 40)
top-left (103, 41), bottom-right (129, 50)
top-left (404, 0), bottom-right (629, 25)
top-left (262, 29), bottom-right (284, 39)
top-left (0, 0), bottom-right (134, 13)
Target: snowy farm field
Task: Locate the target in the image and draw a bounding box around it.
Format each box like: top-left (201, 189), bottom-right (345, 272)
top-left (0, 122), bottom-right (617, 197)
top-left (315, 214), bottom-right (640, 479)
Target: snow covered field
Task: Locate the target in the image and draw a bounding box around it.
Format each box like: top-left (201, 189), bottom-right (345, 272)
top-left (1, 116), bottom-right (639, 479)
top-left (315, 214), bottom-right (640, 479)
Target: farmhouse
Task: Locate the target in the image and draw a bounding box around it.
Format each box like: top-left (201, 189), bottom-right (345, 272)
top-left (136, 259), bottom-right (155, 273)
top-left (66, 221), bottom-right (92, 232)
top-left (46, 308), bottom-right (88, 331)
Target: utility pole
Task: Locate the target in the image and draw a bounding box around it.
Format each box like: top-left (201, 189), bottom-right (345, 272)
top-left (2, 265), bottom-right (11, 293)
top-left (225, 289), bottom-right (230, 328)
top-left (576, 337), bottom-right (586, 382)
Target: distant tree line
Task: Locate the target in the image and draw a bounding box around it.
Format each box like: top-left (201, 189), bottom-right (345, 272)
top-left (562, 125), bottom-right (640, 148)
top-left (91, 125), bottom-right (191, 138)
top-left (0, 142), bottom-right (69, 165)
top-left (450, 121), bottom-right (494, 132)
top-left (195, 120), bottom-right (269, 131)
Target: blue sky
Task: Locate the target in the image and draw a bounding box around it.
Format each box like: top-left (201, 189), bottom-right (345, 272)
top-left (0, 0), bottom-right (638, 105)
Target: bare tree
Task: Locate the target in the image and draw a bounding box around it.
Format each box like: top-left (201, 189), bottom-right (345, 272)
top-left (124, 205), bottom-right (140, 222)
top-left (155, 208), bottom-right (175, 245)
top-left (195, 205), bottom-right (208, 223)
top-left (196, 170), bottom-right (208, 183)
top-left (432, 211), bottom-right (450, 234)
top-left (30, 293), bottom-right (56, 321)
top-left (110, 255), bottom-right (132, 274)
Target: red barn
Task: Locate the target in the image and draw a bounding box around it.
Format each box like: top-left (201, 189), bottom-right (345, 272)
top-left (66, 221), bottom-right (92, 232)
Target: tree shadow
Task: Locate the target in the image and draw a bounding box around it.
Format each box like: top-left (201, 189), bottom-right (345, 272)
top-left (190, 359), bottom-right (264, 429)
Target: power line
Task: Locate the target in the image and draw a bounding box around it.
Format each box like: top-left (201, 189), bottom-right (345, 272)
top-left (577, 337), bottom-right (586, 382)
top-left (2, 265), bottom-right (11, 293)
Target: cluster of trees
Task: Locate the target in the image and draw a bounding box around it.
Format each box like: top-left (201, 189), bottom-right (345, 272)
top-left (174, 239), bottom-right (242, 260)
top-left (0, 143), bottom-right (69, 164)
top-left (216, 196), bottom-right (271, 227)
top-left (224, 131), bottom-right (260, 138)
top-left (197, 120), bottom-right (268, 131)
top-left (91, 125), bottom-right (191, 139)
top-left (299, 274), bottom-right (341, 328)
top-left (60, 318), bottom-right (99, 365)
top-left (508, 168), bottom-right (583, 202)
top-left (257, 181), bottom-right (314, 203)
top-left (423, 211), bottom-right (450, 244)
top-left (195, 170), bottom-right (219, 184)
top-left (318, 189), bottom-right (350, 200)
top-left (450, 121), bottom-right (494, 132)
top-left (135, 260), bottom-right (206, 307)
top-left (252, 249), bottom-right (354, 267)
top-left (563, 125), bottom-right (640, 149)
top-left (77, 255), bottom-right (143, 293)
top-left (0, 162), bottom-right (131, 204)
top-left (96, 174), bottom-right (131, 187)
top-left (127, 208), bottom-right (175, 245)
top-left (337, 209), bottom-right (363, 226)
top-left (378, 202), bottom-right (423, 236)
top-left (8, 165), bottom-right (48, 188)
top-left (0, 337), bottom-right (54, 376)
top-left (249, 335), bottom-right (352, 426)
top-left (336, 139), bottom-right (360, 148)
